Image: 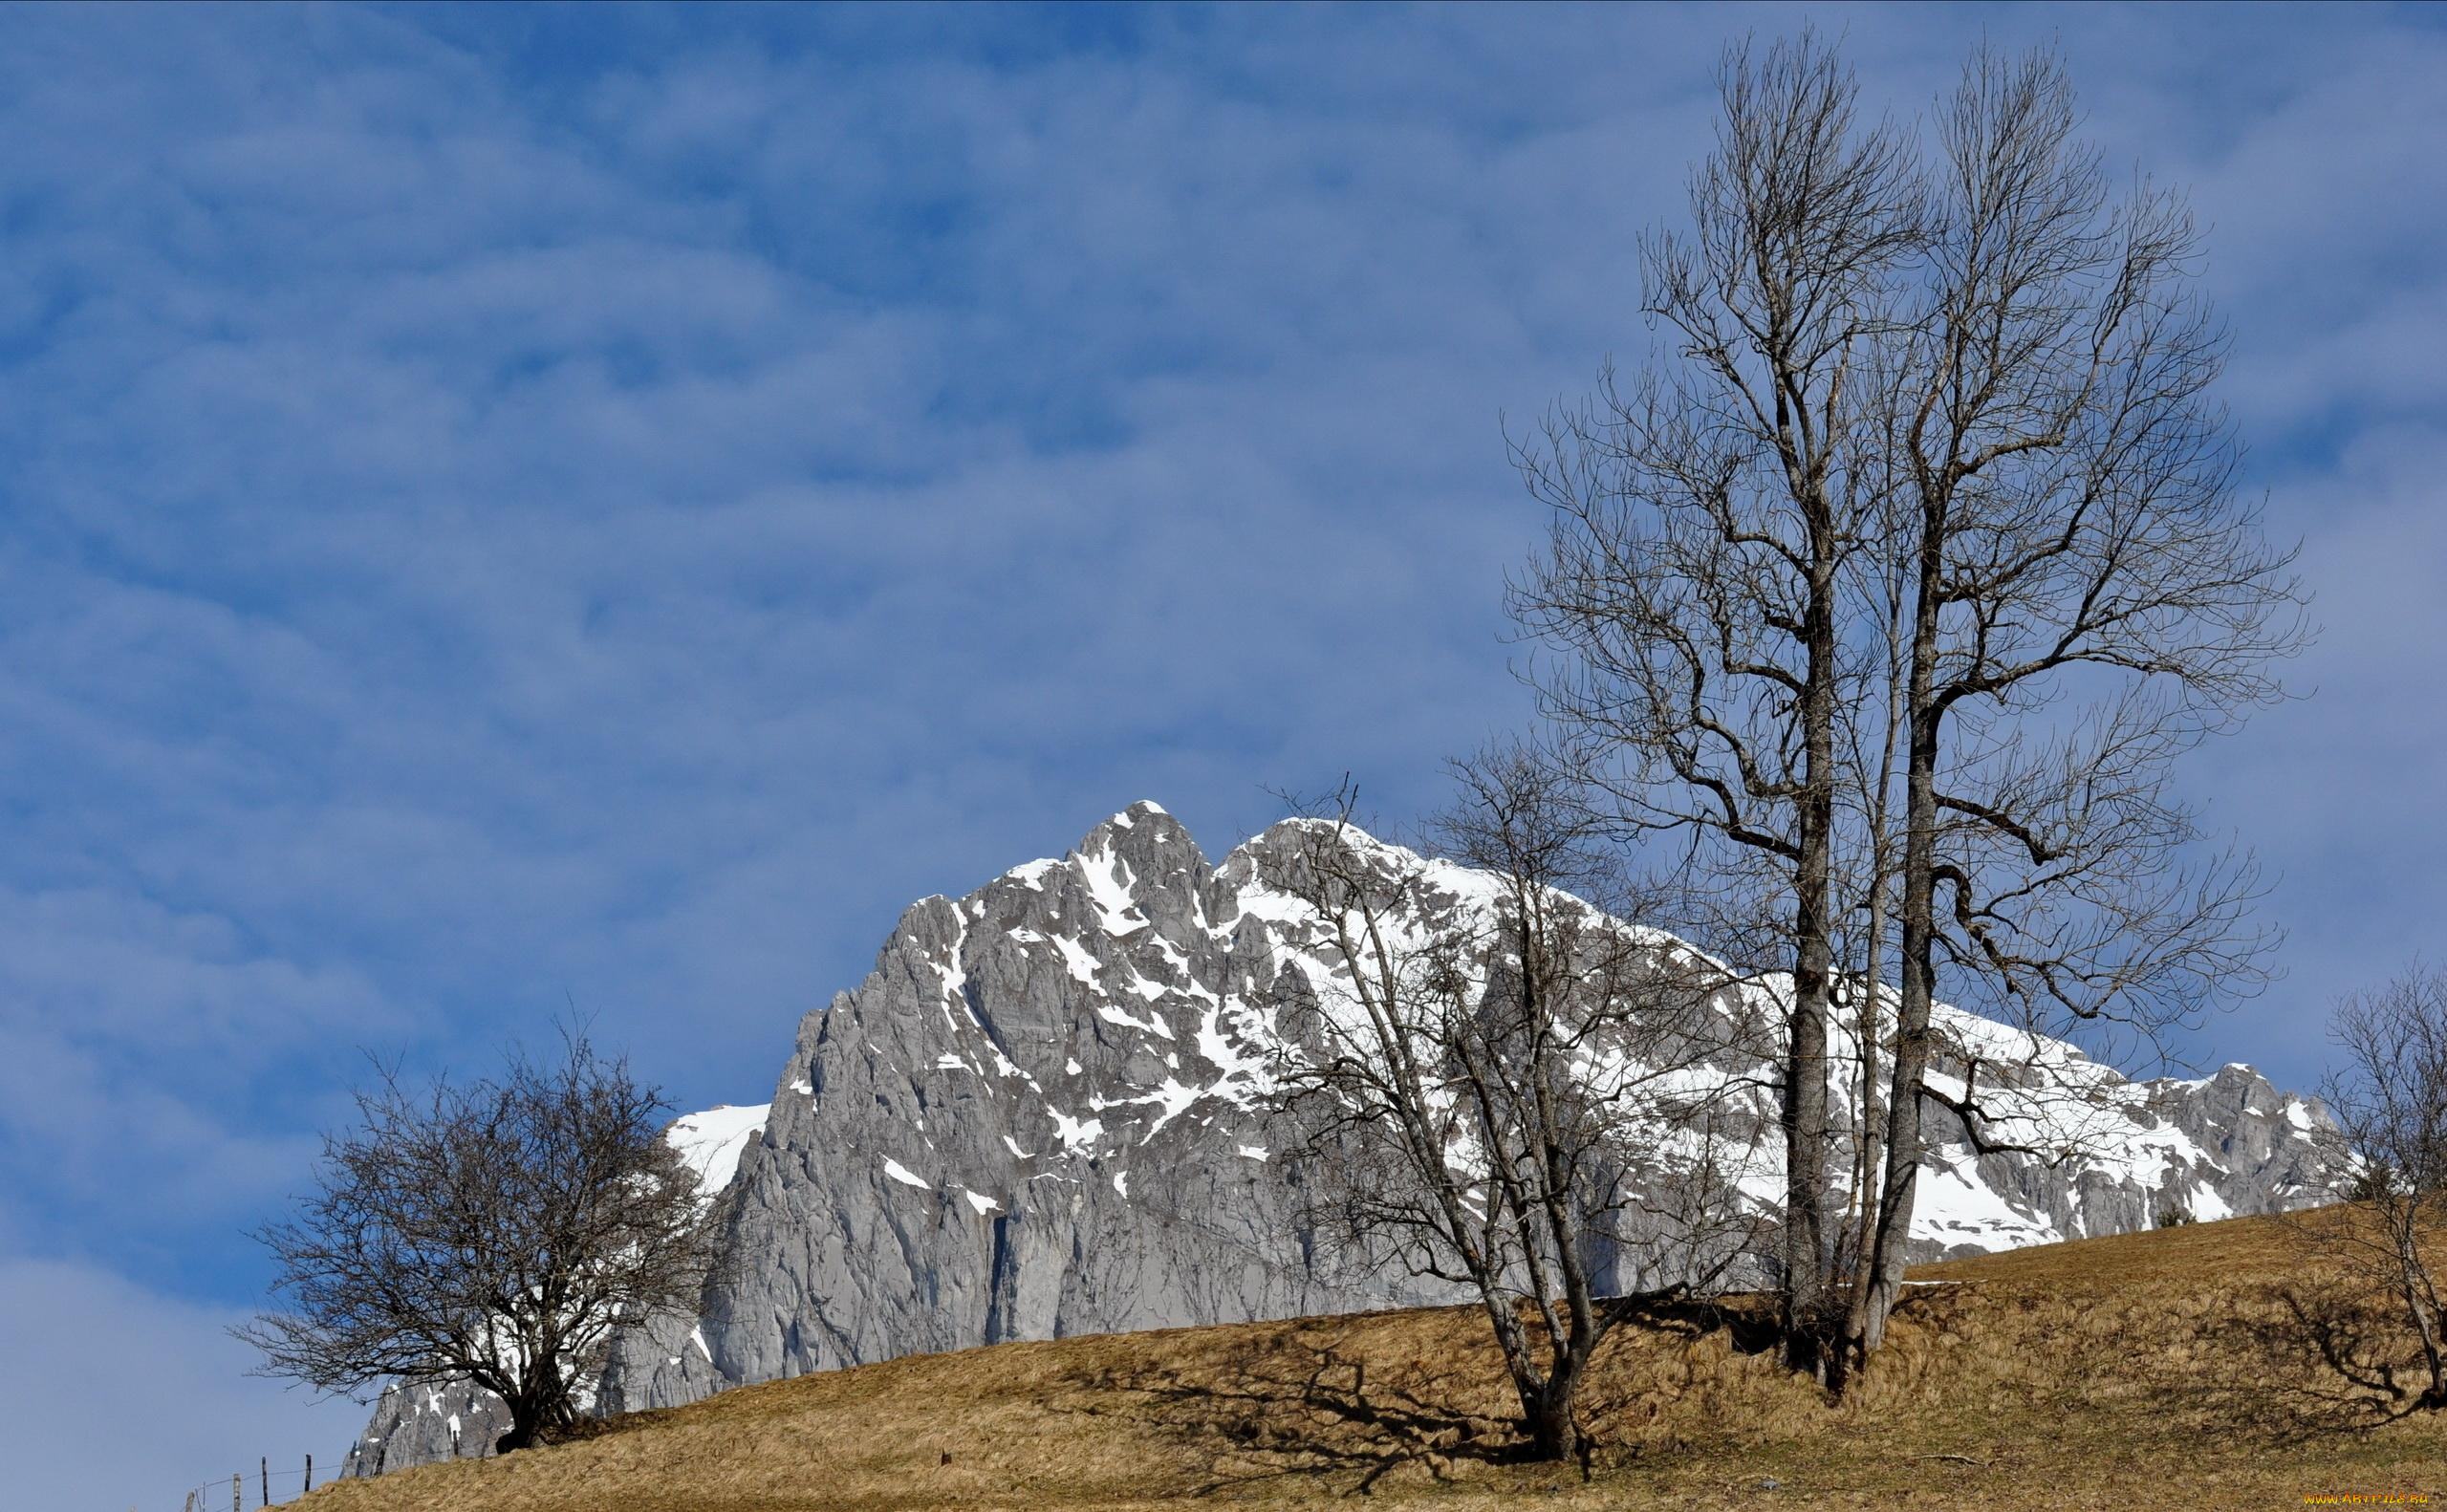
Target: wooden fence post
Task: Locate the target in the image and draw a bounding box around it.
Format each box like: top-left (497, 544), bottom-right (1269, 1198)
top-left (231, 1472), bottom-right (241, 1512)
top-left (305, 1452), bottom-right (314, 1493)
top-left (261, 1456), bottom-right (270, 1505)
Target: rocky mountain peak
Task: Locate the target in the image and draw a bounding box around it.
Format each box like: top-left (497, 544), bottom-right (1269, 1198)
top-left (349, 803), bottom-right (2340, 1477)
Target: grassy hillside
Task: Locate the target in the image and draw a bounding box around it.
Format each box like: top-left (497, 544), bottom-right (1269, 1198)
top-left (299, 1209), bottom-right (2444, 1511)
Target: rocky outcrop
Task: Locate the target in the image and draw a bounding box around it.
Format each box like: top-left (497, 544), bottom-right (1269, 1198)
top-left (606, 803), bottom-right (1450, 1416)
top-left (339, 1379), bottom-right (512, 1477)
top-left (353, 803), bottom-right (2336, 1472)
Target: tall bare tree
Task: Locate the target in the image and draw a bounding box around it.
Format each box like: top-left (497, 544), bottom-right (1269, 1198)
top-left (239, 1033), bottom-right (722, 1453)
top-left (1512, 33), bottom-right (2301, 1390)
top-left (1849, 45), bottom-right (2303, 1372)
top-left (1508, 31), bottom-right (1920, 1377)
top-left (1262, 751), bottom-right (1760, 1461)
top-left (2308, 965), bottom-right (2447, 1415)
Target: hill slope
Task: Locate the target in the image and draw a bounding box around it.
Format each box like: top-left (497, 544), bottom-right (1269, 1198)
top-left (302, 1209), bottom-right (2441, 1512)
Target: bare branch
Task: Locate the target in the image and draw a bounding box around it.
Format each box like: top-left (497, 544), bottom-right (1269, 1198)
top-left (234, 1033), bottom-right (723, 1454)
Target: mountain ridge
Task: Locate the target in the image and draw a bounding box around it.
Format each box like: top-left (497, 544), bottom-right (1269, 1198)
top-left (344, 802), bottom-right (2333, 1474)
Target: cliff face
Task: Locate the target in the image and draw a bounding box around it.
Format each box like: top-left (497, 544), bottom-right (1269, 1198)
top-left (350, 804), bottom-right (2335, 1472)
top-left (606, 803), bottom-right (1443, 1418)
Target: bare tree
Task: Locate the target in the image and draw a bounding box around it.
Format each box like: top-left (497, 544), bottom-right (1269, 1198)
top-left (1850, 44), bottom-right (2303, 1373)
top-left (239, 1033), bottom-right (722, 1453)
top-left (2306, 965), bottom-right (2447, 1415)
top-left (1510, 32), bottom-right (2302, 1393)
top-left (1261, 750), bottom-right (1761, 1462)
top-left (1507, 30), bottom-right (1920, 1378)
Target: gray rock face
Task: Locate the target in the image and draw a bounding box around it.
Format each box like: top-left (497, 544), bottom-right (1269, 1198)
top-left (352, 803), bottom-right (2337, 1472)
top-left (630, 803), bottom-right (1442, 1413)
top-left (341, 1379), bottom-right (510, 1477)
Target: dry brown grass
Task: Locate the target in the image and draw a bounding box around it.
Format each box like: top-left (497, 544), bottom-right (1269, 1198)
top-left (299, 1209), bottom-right (2446, 1512)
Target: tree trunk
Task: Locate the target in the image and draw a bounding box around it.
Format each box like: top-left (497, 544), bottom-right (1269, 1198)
top-left (1485, 1288), bottom-right (1587, 1463)
top-left (2398, 1225), bottom-right (2447, 1411)
top-left (1853, 487), bottom-right (1947, 1361)
top-left (1524, 1379), bottom-right (1581, 1462)
top-left (494, 1375), bottom-right (574, 1456)
top-left (1830, 880), bottom-right (1888, 1396)
top-left (1781, 529), bottom-right (1841, 1378)
top-left (1781, 896), bottom-right (1833, 1375)
top-left (1832, 558), bottom-right (1907, 1396)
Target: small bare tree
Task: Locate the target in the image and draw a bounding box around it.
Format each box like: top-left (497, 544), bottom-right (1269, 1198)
top-left (1262, 750), bottom-right (1762, 1462)
top-left (2309, 965), bottom-right (2447, 1415)
top-left (239, 1033), bottom-right (721, 1453)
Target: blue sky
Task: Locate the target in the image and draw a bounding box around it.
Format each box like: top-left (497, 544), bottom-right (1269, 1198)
top-left (2, 3), bottom-right (2442, 1502)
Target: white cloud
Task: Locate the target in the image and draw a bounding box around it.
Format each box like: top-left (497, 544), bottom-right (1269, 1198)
top-left (0, 1256), bottom-right (367, 1508)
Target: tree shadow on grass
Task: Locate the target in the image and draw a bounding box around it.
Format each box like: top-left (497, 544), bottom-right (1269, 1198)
top-left (1062, 1324), bottom-right (1517, 1497)
top-left (1060, 1298), bottom-right (1759, 1498)
top-left (2140, 1280), bottom-right (2447, 1441)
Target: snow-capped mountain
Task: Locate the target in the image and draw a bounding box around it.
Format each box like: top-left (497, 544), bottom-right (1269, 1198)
top-left (347, 803), bottom-right (2333, 1473)
top-left (666, 1104), bottom-right (773, 1202)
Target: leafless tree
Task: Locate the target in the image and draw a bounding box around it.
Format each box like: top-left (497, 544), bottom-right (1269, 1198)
top-left (1850, 44), bottom-right (2303, 1374)
top-left (238, 1032), bottom-right (722, 1453)
top-left (2306, 965), bottom-right (2447, 1415)
top-left (1507, 30), bottom-right (1920, 1378)
top-left (1260, 750), bottom-right (1762, 1462)
top-left (1510, 32), bottom-right (2302, 1392)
